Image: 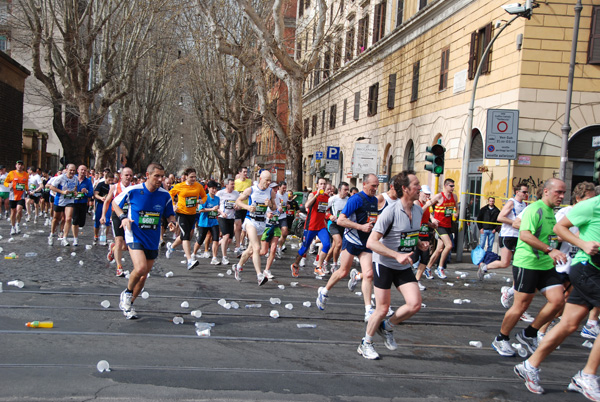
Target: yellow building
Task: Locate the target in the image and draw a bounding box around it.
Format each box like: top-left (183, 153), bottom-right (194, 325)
top-left (299, 0), bottom-right (600, 212)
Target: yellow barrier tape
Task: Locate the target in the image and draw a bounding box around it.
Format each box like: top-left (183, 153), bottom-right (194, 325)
top-left (460, 192), bottom-right (569, 208)
top-left (458, 218), bottom-right (501, 226)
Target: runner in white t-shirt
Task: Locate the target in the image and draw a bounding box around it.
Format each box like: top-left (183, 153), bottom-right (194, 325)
top-left (216, 178), bottom-right (239, 265)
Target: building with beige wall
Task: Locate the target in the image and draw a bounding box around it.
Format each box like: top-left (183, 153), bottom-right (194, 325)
top-left (298, 0), bottom-right (600, 213)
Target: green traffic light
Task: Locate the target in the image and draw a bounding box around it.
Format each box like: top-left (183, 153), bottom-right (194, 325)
top-left (434, 166), bottom-right (443, 174)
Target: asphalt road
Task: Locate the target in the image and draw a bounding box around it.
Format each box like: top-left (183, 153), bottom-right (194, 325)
top-left (0, 213), bottom-right (594, 401)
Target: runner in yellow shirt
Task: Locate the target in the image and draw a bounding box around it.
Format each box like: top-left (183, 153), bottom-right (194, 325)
top-left (4, 160), bottom-right (29, 235)
top-left (166, 168), bottom-right (207, 269)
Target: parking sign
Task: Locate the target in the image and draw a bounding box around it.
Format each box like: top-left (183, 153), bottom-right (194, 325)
top-left (315, 151), bottom-right (323, 161)
top-left (327, 146), bottom-right (340, 160)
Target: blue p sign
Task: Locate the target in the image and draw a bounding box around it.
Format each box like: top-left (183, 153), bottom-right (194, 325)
top-left (327, 146), bottom-right (340, 160)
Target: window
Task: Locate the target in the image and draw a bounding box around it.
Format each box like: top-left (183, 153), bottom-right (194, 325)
top-left (333, 40), bottom-right (342, 71)
top-left (353, 91), bottom-right (360, 120)
top-left (405, 140), bottom-right (415, 170)
top-left (396, 0), bottom-right (404, 27)
top-left (387, 73), bottom-right (396, 109)
top-left (0, 35), bottom-right (7, 53)
top-left (296, 41), bottom-right (302, 60)
top-left (304, 118), bottom-right (310, 138)
top-left (322, 109), bottom-right (326, 133)
top-left (323, 48), bottom-right (331, 79)
top-left (345, 27), bottom-right (355, 61)
top-left (411, 61), bottom-right (420, 102)
top-left (468, 23), bottom-right (492, 79)
top-left (368, 83), bottom-right (379, 116)
top-left (311, 115), bottom-right (318, 136)
top-left (419, 0), bottom-right (427, 10)
top-left (588, 6), bottom-right (600, 64)
top-left (439, 47), bottom-right (450, 91)
top-left (343, 99), bottom-right (348, 124)
top-left (314, 57), bottom-right (321, 86)
top-left (299, 0), bottom-right (304, 17)
top-left (305, 0), bottom-right (310, 9)
top-left (357, 15), bottom-right (369, 53)
top-left (330, 104), bottom-right (337, 129)
top-left (373, 2), bottom-right (386, 44)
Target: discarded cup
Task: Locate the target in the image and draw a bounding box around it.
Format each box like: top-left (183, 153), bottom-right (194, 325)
top-left (278, 285), bottom-right (285, 290)
top-left (218, 298), bottom-right (227, 306)
top-left (7, 238), bottom-right (14, 242)
top-left (7, 280), bottom-right (24, 288)
top-left (165, 271), bottom-right (174, 278)
top-left (469, 341), bottom-right (482, 348)
top-left (96, 360), bottom-right (111, 372)
top-left (270, 297), bottom-right (281, 305)
top-left (172, 316), bottom-right (184, 325)
top-left (355, 291), bottom-right (362, 296)
top-left (181, 301), bottom-right (189, 308)
top-left (297, 324), bottom-right (317, 328)
top-left (270, 310), bottom-right (279, 319)
top-left (245, 304), bottom-right (262, 309)
top-left (56, 257), bottom-right (63, 262)
top-left (462, 299), bottom-right (471, 304)
top-left (217, 273), bottom-right (225, 277)
top-left (226, 270), bottom-right (232, 275)
top-left (290, 282), bottom-right (298, 287)
top-left (22, 234), bottom-right (30, 238)
top-left (25, 252), bottom-right (37, 257)
top-left (191, 310), bottom-right (202, 318)
top-left (223, 303), bottom-right (232, 309)
top-left (303, 301), bottom-right (311, 307)
top-left (195, 322), bottom-right (211, 337)
top-left (446, 282), bottom-right (454, 286)
top-left (71, 252), bottom-right (76, 257)
top-left (464, 283), bottom-right (470, 287)
top-left (0, 282), bottom-right (3, 293)
top-left (512, 343), bottom-right (528, 357)
top-left (141, 291), bottom-right (149, 299)
top-left (285, 303), bottom-right (293, 310)
top-left (421, 303), bottom-right (427, 308)
top-left (85, 245), bottom-right (93, 250)
top-left (79, 260), bottom-right (84, 266)
top-left (583, 340), bottom-right (594, 349)
top-left (100, 300), bottom-right (110, 308)
top-left (230, 301), bottom-right (239, 309)
top-left (453, 299), bottom-right (463, 304)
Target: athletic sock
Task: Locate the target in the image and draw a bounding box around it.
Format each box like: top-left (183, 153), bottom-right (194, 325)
top-left (524, 325), bottom-right (538, 338)
top-left (496, 333), bottom-right (510, 342)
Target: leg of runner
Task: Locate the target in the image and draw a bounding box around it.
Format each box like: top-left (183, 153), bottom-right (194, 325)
top-left (244, 223), bottom-right (263, 278)
top-left (314, 227), bottom-right (331, 275)
top-left (119, 248), bottom-right (156, 319)
top-left (62, 206), bottom-right (74, 246)
top-left (359, 252), bottom-right (375, 320)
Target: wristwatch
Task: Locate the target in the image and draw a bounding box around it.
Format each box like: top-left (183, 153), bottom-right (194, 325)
top-left (545, 246), bottom-right (553, 254)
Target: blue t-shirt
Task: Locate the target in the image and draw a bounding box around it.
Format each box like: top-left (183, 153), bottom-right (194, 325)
top-left (74, 176), bottom-right (94, 204)
top-left (341, 191), bottom-right (379, 246)
top-left (114, 183), bottom-right (175, 250)
top-left (198, 194), bottom-right (220, 227)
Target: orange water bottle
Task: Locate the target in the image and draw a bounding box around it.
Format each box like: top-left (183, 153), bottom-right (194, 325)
top-left (25, 321), bottom-right (54, 328)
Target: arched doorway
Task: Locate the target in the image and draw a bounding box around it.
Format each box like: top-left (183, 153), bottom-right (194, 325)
top-left (568, 125), bottom-right (600, 193)
top-left (467, 130), bottom-right (483, 219)
top-left (404, 140), bottom-right (415, 171)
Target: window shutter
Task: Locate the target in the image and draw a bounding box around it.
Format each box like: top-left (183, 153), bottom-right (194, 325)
top-left (411, 61), bottom-right (420, 102)
top-left (396, 0), bottom-right (404, 28)
top-left (588, 6), bottom-right (600, 64)
top-left (354, 91), bottom-right (360, 120)
top-left (468, 30), bottom-right (477, 80)
top-left (373, 4), bottom-right (381, 43)
top-left (387, 73), bottom-right (396, 109)
top-left (481, 22), bottom-right (492, 74)
top-left (343, 98), bottom-right (347, 124)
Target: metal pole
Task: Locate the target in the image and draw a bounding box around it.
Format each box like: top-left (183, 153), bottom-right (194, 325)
top-left (559, 0), bottom-right (583, 181)
top-left (457, 15), bottom-right (519, 262)
top-left (506, 160), bottom-right (512, 199)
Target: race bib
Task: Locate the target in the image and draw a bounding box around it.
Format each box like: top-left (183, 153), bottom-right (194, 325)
top-left (15, 183), bottom-right (25, 191)
top-left (280, 206), bottom-right (287, 214)
top-left (64, 191), bottom-right (75, 199)
top-left (122, 203), bottom-right (129, 213)
top-left (444, 207), bottom-right (454, 217)
top-left (398, 231), bottom-right (419, 253)
top-left (185, 197), bottom-right (197, 208)
top-left (286, 209), bottom-right (295, 216)
top-left (224, 200), bottom-right (235, 210)
top-left (419, 223), bottom-right (430, 236)
top-left (569, 245), bottom-right (579, 258)
top-left (317, 201), bottom-right (328, 213)
top-left (368, 211), bottom-right (378, 224)
top-left (268, 215), bottom-right (279, 225)
top-left (208, 209), bottom-right (219, 219)
top-left (29, 184), bottom-right (36, 190)
top-left (75, 192), bottom-right (85, 200)
top-left (138, 211), bottom-right (160, 230)
top-left (548, 234), bottom-right (559, 249)
top-left (252, 203), bottom-right (268, 221)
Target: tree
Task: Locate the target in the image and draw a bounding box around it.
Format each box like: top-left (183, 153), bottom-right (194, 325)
top-left (201, 0), bottom-right (328, 189)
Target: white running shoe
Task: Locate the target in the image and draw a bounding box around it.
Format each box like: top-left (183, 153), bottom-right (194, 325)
top-left (348, 268), bottom-right (359, 291)
top-left (232, 264), bottom-right (242, 281)
top-left (48, 235), bottom-right (54, 246)
top-left (61, 238), bottom-right (69, 247)
top-left (221, 256), bottom-right (229, 265)
top-left (435, 266), bottom-right (447, 279)
top-left (201, 251), bottom-right (211, 259)
top-left (364, 307), bottom-right (375, 323)
top-left (187, 260), bottom-right (199, 270)
top-left (501, 286), bottom-right (514, 309)
top-left (165, 242), bottom-right (173, 259)
top-left (276, 247), bottom-right (282, 259)
top-left (264, 269), bottom-right (274, 279)
top-left (210, 257), bottom-right (221, 265)
top-left (257, 273), bottom-right (268, 286)
top-left (377, 321), bottom-right (398, 350)
top-left (492, 338), bottom-right (516, 357)
top-left (386, 306), bottom-right (394, 317)
top-left (418, 281), bottom-right (426, 291)
top-left (357, 339), bottom-right (380, 360)
top-left (10, 226), bottom-right (16, 235)
top-left (119, 290), bottom-right (133, 313)
top-left (72, 237), bottom-right (79, 246)
top-left (568, 370), bottom-right (600, 401)
top-left (514, 362), bottom-right (544, 395)
top-left (316, 287), bottom-right (328, 310)
top-left (299, 257), bottom-right (306, 267)
top-left (520, 311), bottom-right (535, 323)
top-left (125, 307), bottom-right (138, 320)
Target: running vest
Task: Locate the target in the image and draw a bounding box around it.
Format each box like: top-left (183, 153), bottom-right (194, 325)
top-left (305, 191), bottom-right (329, 231)
top-left (378, 192), bottom-right (398, 214)
top-left (500, 197), bottom-right (527, 237)
top-left (433, 192), bottom-right (456, 229)
top-left (115, 182), bottom-right (131, 212)
top-left (355, 192), bottom-right (379, 243)
top-left (247, 184), bottom-right (272, 222)
top-left (418, 200), bottom-right (431, 239)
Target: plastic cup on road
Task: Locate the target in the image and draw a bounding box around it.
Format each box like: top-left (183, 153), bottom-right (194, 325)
top-left (278, 285), bottom-right (285, 290)
top-left (79, 260), bottom-right (84, 266)
top-left (270, 297), bottom-right (281, 305)
top-left (100, 300), bottom-right (110, 308)
top-left (285, 303), bottom-right (293, 310)
top-left (303, 301), bottom-right (311, 307)
top-left (165, 271), bottom-right (174, 278)
top-left (218, 298), bottom-right (227, 306)
top-left (181, 301), bottom-right (189, 308)
top-left (141, 291), bottom-right (149, 299)
top-left (173, 316), bottom-right (184, 325)
top-left (96, 360), bottom-right (110, 372)
top-left (453, 299), bottom-right (463, 304)
top-left (270, 310), bottom-right (279, 319)
top-left (290, 282), bottom-right (298, 287)
top-left (230, 301), bottom-right (239, 309)
top-left (191, 310), bottom-right (202, 318)
top-left (469, 341), bottom-right (482, 348)
top-left (71, 252), bottom-right (76, 257)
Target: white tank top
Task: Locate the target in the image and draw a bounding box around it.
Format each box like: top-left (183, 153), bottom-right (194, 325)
top-left (500, 198), bottom-right (527, 237)
top-left (247, 185), bottom-right (272, 221)
top-left (378, 192), bottom-right (398, 214)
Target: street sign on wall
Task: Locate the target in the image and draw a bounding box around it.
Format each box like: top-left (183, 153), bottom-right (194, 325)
top-left (353, 143), bottom-right (378, 174)
top-left (485, 109), bottom-right (519, 160)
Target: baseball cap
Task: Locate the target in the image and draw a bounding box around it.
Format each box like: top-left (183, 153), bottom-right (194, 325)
top-left (421, 185), bottom-right (432, 194)
top-left (16, 160), bottom-right (23, 164)
top-left (269, 182), bottom-right (279, 189)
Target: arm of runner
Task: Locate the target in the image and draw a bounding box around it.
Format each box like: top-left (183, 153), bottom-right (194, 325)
top-left (112, 199), bottom-right (131, 232)
top-left (496, 200), bottom-right (514, 225)
top-left (366, 230), bottom-right (413, 265)
top-left (235, 187), bottom-right (254, 213)
top-left (304, 192), bottom-right (316, 209)
top-left (199, 185), bottom-right (208, 205)
top-left (337, 213), bottom-right (373, 233)
top-left (101, 185), bottom-right (115, 223)
top-left (555, 216), bottom-right (600, 256)
top-left (520, 229), bottom-right (567, 264)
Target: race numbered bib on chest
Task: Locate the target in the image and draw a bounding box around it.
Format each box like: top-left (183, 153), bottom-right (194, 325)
top-left (568, 245), bottom-right (579, 258)
top-left (368, 211), bottom-right (378, 224)
top-left (138, 211), bottom-right (160, 230)
top-left (317, 202), bottom-right (328, 213)
top-left (15, 183), bottom-right (25, 191)
top-left (268, 215), bottom-right (279, 225)
top-left (252, 203), bottom-right (268, 220)
top-left (548, 234), bottom-right (559, 249)
top-left (208, 209), bottom-right (219, 219)
top-left (398, 231), bottom-right (419, 253)
top-left (444, 207), bottom-right (454, 217)
top-left (75, 192), bottom-right (85, 200)
top-left (286, 208), bottom-right (295, 216)
top-left (122, 203), bottom-right (129, 213)
top-left (224, 200), bottom-right (235, 210)
top-left (185, 197), bottom-right (197, 208)
top-left (419, 223), bottom-right (430, 236)
top-left (29, 184), bottom-right (36, 191)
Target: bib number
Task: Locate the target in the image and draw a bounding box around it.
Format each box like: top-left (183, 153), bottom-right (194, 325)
top-left (317, 202), bottom-right (328, 213)
top-left (548, 234), bottom-right (559, 249)
top-left (368, 211), bottom-right (378, 224)
top-left (419, 224), bottom-right (430, 236)
top-left (122, 204), bottom-right (129, 213)
top-left (75, 192), bottom-right (85, 200)
top-left (252, 203), bottom-right (267, 221)
top-left (444, 207), bottom-right (454, 217)
top-left (15, 183), bottom-right (25, 191)
top-left (139, 211), bottom-right (160, 230)
top-left (185, 197), bottom-right (197, 208)
top-left (224, 200), bottom-right (235, 210)
top-left (398, 231), bottom-right (419, 253)
top-left (208, 210), bottom-right (219, 219)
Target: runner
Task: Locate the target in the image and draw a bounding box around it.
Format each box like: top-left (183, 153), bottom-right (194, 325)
top-left (70, 165), bottom-right (94, 246)
top-left (275, 181), bottom-right (289, 258)
top-left (234, 167), bottom-right (252, 256)
top-left (0, 165), bottom-right (9, 219)
top-left (414, 185), bottom-right (436, 290)
top-left (358, 170), bottom-right (427, 359)
top-left (423, 178), bottom-right (457, 279)
top-left (231, 170), bottom-right (276, 285)
top-left (4, 160), bottom-right (29, 235)
top-left (216, 178), bottom-right (240, 265)
top-left (166, 168), bottom-right (207, 269)
top-left (492, 178), bottom-right (567, 357)
top-left (40, 170), bottom-right (51, 221)
top-left (93, 172), bottom-right (114, 245)
top-left (192, 180), bottom-right (221, 266)
top-left (514, 190), bottom-right (600, 398)
top-left (285, 190), bottom-right (299, 242)
top-left (114, 162), bottom-right (176, 319)
top-left (25, 166), bottom-right (43, 223)
top-left (48, 164), bottom-right (78, 246)
top-left (324, 182), bottom-right (350, 270)
top-left (290, 177), bottom-right (331, 278)
top-left (316, 174), bottom-right (379, 322)
top-left (262, 182), bottom-right (282, 278)
top-left (102, 167), bottom-right (134, 277)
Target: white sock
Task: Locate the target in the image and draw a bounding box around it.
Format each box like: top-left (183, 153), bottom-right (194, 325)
top-left (587, 320), bottom-right (598, 327)
top-left (364, 334), bottom-right (373, 343)
top-left (365, 305), bottom-right (371, 312)
top-left (321, 288), bottom-right (329, 295)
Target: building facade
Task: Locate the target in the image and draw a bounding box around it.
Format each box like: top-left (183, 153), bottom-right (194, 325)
top-left (299, 0), bottom-right (600, 212)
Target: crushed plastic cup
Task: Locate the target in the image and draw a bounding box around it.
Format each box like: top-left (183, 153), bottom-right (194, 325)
top-left (285, 303), bottom-right (293, 310)
top-left (7, 280), bottom-right (24, 288)
top-left (56, 257), bottom-right (63, 262)
top-left (79, 260), bottom-right (84, 266)
top-left (191, 310), bottom-right (202, 318)
top-left (290, 282), bottom-right (298, 287)
top-left (195, 322), bottom-right (211, 336)
top-left (446, 282), bottom-right (454, 286)
top-left (96, 360), bottom-right (111, 372)
top-left (506, 278), bottom-right (511, 283)
top-left (270, 297), bottom-right (281, 305)
top-left (460, 274), bottom-right (467, 278)
top-left (218, 298), bottom-right (227, 306)
top-left (100, 300), bottom-right (110, 308)
top-left (85, 245), bottom-right (93, 250)
top-left (121, 258), bottom-right (125, 262)
top-left (512, 343), bottom-right (529, 357)
top-left (469, 341), bottom-right (482, 348)
top-left (226, 270), bottom-right (232, 275)
top-left (141, 291), bottom-right (149, 299)
top-left (421, 303), bottom-right (427, 308)
top-left (355, 291), bottom-right (362, 296)
top-left (223, 303), bottom-right (232, 309)
top-left (583, 340), bottom-right (594, 349)
top-left (181, 301), bottom-right (189, 308)
top-left (453, 299), bottom-right (463, 304)
top-left (462, 299), bottom-right (471, 304)
top-left (172, 316), bottom-right (184, 325)
top-left (124, 270), bottom-right (130, 276)
top-left (70, 252), bottom-right (76, 257)
top-left (245, 304), bottom-right (262, 309)
top-left (270, 310), bottom-right (279, 319)
top-left (297, 324), bottom-right (317, 328)
top-left (180, 260), bottom-right (186, 264)
top-left (464, 283), bottom-right (470, 287)
top-left (217, 273), bottom-right (225, 277)
top-left (7, 238), bottom-right (14, 242)
top-left (303, 301), bottom-right (311, 307)
top-left (0, 282), bottom-right (2, 293)
top-left (0, 247), bottom-right (3, 254)
top-left (278, 285), bottom-right (285, 290)
top-left (230, 301), bottom-right (239, 309)
top-left (484, 274), bottom-right (491, 280)
top-left (165, 271), bottom-right (174, 278)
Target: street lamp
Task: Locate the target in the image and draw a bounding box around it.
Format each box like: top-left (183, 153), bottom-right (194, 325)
top-left (456, 1), bottom-right (533, 262)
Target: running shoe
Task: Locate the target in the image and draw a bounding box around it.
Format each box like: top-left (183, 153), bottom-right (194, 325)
top-left (309, 244), bottom-right (316, 254)
top-left (10, 226), bottom-right (16, 235)
top-left (119, 290), bottom-right (133, 313)
top-left (125, 307), bottom-right (138, 320)
top-left (201, 251), bottom-right (211, 259)
top-left (232, 264), bottom-right (242, 281)
top-left (210, 257), bottom-right (221, 265)
top-left (424, 267), bottom-right (434, 280)
top-left (276, 247), bottom-right (282, 259)
top-left (187, 260), bottom-right (199, 270)
top-left (364, 306), bottom-right (375, 323)
top-left (582, 324), bottom-right (600, 340)
top-left (15, 223), bottom-right (20, 234)
top-left (316, 287), bottom-right (328, 310)
top-left (48, 235), bottom-right (54, 246)
top-left (264, 270), bottom-right (274, 279)
top-left (348, 268), bottom-right (359, 291)
top-left (418, 281), bottom-right (426, 291)
top-left (514, 362), bottom-right (544, 394)
top-left (386, 306), bottom-right (394, 317)
top-left (257, 273), bottom-right (268, 286)
top-left (568, 370), bottom-right (600, 401)
top-left (165, 243), bottom-right (174, 259)
top-left (72, 238), bottom-right (78, 246)
top-left (235, 248), bottom-right (242, 258)
top-left (107, 244), bottom-right (115, 262)
top-left (492, 338), bottom-right (516, 357)
top-left (116, 266), bottom-right (125, 277)
top-left (357, 339), bottom-right (380, 360)
top-left (321, 261), bottom-right (330, 274)
top-left (477, 263), bottom-right (487, 281)
top-left (221, 256), bottom-right (229, 265)
top-left (377, 321), bottom-right (398, 350)
top-left (61, 238), bottom-right (69, 247)
top-left (516, 330), bottom-right (539, 354)
top-left (290, 263), bottom-right (299, 278)
top-left (501, 286), bottom-right (513, 309)
top-left (281, 245), bottom-right (287, 252)
top-left (314, 267), bottom-right (326, 276)
top-left (299, 257), bottom-right (306, 267)
top-left (520, 311), bottom-right (535, 322)
top-left (435, 266), bottom-right (447, 279)
top-left (93, 237), bottom-right (98, 246)
top-left (25, 215), bottom-right (30, 222)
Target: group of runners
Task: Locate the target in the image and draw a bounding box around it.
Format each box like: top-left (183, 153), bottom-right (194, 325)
top-left (3, 157), bottom-right (600, 401)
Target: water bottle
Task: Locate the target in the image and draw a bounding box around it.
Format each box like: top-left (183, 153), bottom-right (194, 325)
top-left (99, 224), bottom-right (107, 246)
top-left (26, 321), bottom-right (53, 328)
top-left (25, 252), bottom-right (37, 257)
top-left (245, 304), bottom-right (262, 309)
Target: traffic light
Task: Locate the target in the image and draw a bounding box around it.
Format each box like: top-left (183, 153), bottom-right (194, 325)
top-left (425, 143), bottom-right (445, 175)
top-left (594, 149), bottom-right (600, 184)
